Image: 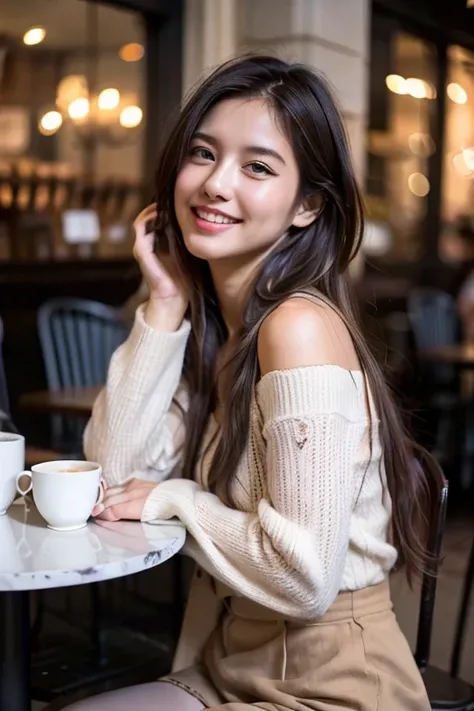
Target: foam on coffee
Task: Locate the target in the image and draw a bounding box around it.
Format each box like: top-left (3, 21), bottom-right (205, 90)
top-left (56, 466), bottom-right (96, 473)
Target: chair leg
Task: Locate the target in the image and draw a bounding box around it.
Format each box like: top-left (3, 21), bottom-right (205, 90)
top-left (450, 533), bottom-right (474, 677)
top-left (172, 556), bottom-right (184, 639)
top-left (30, 591), bottom-right (45, 643)
top-left (90, 583), bottom-right (108, 667)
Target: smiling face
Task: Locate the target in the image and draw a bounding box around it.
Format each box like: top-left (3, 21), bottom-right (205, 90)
top-left (174, 97), bottom-right (316, 266)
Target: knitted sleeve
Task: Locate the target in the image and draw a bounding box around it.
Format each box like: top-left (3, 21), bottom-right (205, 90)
top-left (83, 304), bottom-right (191, 486)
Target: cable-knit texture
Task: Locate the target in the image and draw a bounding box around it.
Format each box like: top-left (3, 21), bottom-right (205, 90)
top-left (84, 308), bottom-right (397, 620)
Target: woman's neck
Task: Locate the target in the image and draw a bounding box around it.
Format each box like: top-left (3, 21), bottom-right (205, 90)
top-left (210, 259), bottom-right (254, 337)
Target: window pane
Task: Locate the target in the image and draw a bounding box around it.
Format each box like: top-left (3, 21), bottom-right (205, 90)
top-left (440, 45), bottom-right (474, 263)
top-left (0, 0), bottom-right (145, 261)
top-left (366, 30), bottom-right (437, 263)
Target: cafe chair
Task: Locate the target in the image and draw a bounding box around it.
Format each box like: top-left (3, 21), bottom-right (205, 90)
top-left (413, 457), bottom-right (474, 710)
top-left (407, 288), bottom-right (471, 483)
top-left (450, 530), bottom-right (474, 684)
top-left (408, 288), bottom-right (459, 354)
top-left (37, 297), bottom-right (128, 452)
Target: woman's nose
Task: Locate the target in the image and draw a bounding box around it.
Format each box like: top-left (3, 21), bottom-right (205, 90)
top-left (203, 163), bottom-right (234, 201)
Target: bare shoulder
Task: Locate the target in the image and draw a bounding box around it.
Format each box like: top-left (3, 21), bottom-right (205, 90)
top-left (257, 297), bottom-right (360, 377)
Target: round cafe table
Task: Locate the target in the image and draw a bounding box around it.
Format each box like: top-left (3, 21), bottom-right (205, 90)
top-left (0, 498), bottom-right (186, 711)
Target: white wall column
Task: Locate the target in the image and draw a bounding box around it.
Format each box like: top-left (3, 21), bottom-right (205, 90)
top-left (183, 0), bottom-right (238, 94)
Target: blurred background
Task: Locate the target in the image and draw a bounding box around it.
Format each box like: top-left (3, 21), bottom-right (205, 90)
top-left (2, 1), bottom-right (474, 705)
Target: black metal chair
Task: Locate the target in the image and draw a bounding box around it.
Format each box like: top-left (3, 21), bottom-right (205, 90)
top-left (408, 288), bottom-right (459, 355)
top-left (450, 531), bottom-right (474, 683)
top-left (37, 297), bottom-right (128, 452)
top-left (407, 288), bottom-right (473, 486)
top-left (413, 459), bottom-right (474, 709)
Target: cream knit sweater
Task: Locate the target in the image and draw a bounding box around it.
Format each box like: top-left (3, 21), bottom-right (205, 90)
top-left (84, 305), bottom-right (397, 620)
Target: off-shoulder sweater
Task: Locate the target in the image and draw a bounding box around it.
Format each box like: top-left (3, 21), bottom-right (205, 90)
top-left (84, 304), bottom-right (397, 621)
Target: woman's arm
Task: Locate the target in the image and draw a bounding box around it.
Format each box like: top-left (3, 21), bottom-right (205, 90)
top-left (84, 304), bottom-right (190, 486)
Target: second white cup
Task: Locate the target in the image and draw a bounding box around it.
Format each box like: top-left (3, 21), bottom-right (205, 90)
top-left (17, 460), bottom-right (104, 531)
top-left (0, 433), bottom-right (25, 514)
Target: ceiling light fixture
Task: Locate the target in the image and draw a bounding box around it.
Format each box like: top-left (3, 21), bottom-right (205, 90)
top-left (36, 4), bottom-right (142, 175)
top-left (39, 110), bottom-right (63, 136)
top-left (119, 43), bottom-right (144, 62)
top-left (23, 27), bottom-right (46, 46)
top-left (385, 74), bottom-right (436, 99)
top-left (447, 82), bottom-right (468, 104)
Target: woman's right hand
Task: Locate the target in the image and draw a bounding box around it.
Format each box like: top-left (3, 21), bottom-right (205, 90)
top-left (133, 204), bottom-right (188, 329)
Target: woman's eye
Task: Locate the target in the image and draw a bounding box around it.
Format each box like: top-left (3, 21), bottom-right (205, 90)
top-left (246, 162), bottom-right (273, 177)
top-left (190, 147), bottom-right (214, 161)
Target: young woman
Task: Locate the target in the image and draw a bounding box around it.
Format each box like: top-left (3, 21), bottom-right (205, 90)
top-left (64, 55), bottom-right (438, 710)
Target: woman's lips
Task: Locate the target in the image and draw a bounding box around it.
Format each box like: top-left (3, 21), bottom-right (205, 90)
top-left (191, 207), bottom-right (242, 234)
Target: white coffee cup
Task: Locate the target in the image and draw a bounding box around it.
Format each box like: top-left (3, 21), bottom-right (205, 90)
top-left (0, 433), bottom-right (25, 514)
top-left (16, 460), bottom-right (104, 531)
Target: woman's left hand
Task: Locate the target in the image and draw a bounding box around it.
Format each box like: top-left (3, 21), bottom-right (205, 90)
top-left (92, 478), bottom-right (158, 521)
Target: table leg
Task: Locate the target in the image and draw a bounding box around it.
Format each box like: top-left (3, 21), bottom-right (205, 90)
top-left (0, 591), bottom-right (31, 711)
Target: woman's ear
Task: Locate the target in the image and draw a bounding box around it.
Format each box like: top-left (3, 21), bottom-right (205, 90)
top-left (291, 194), bottom-right (322, 229)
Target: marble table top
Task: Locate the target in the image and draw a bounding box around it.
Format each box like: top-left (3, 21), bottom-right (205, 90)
top-left (0, 498), bottom-right (186, 592)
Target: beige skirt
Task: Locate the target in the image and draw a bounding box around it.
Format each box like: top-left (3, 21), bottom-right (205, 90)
top-left (162, 581), bottom-right (430, 711)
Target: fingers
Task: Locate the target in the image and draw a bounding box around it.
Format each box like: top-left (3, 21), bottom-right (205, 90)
top-left (93, 493), bottom-right (145, 522)
top-left (92, 479), bottom-right (157, 522)
top-left (133, 204), bottom-right (157, 254)
top-left (133, 203), bottom-right (157, 233)
top-left (92, 506), bottom-right (119, 521)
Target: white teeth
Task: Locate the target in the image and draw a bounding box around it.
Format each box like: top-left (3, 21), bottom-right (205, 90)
top-left (195, 208), bottom-right (236, 224)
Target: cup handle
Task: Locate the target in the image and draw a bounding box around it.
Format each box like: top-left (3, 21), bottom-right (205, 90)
top-left (95, 477), bottom-right (105, 505)
top-left (16, 471), bottom-right (33, 497)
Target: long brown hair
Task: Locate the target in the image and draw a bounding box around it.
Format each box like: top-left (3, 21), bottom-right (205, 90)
top-left (155, 54), bottom-right (441, 583)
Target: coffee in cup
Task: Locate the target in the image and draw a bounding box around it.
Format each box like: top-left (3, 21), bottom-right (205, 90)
top-left (17, 460), bottom-right (104, 531)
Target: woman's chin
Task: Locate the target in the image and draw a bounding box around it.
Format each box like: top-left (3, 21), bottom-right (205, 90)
top-left (183, 232), bottom-right (230, 261)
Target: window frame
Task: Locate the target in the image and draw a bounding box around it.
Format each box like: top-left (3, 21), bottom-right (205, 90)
top-left (369, 2), bottom-right (474, 271)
